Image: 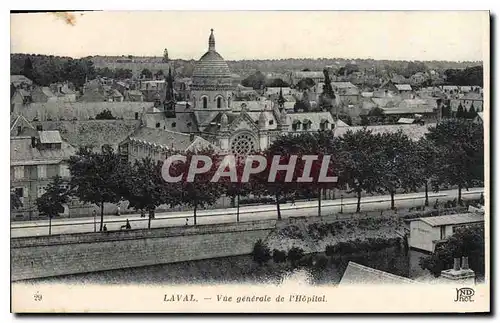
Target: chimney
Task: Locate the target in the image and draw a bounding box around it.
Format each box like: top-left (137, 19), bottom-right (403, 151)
top-left (440, 256), bottom-right (475, 285)
top-left (461, 256), bottom-right (470, 270)
top-left (31, 136), bottom-right (37, 148)
top-left (189, 133), bottom-right (195, 142)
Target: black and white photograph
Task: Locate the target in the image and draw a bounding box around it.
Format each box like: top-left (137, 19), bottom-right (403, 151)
top-left (8, 10), bottom-right (490, 313)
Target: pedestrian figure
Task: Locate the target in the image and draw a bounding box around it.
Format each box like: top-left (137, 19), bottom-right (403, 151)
top-left (116, 205), bottom-right (121, 216)
top-left (103, 224), bottom-right (107, 232)
top-left (140, 209), bottom-right (146, 218)
top-left (291, 196), bottom-right (296, 206)
top-left (185, 218), bottom-right (189, 226)
top-left (120, 219), bottom-right (131, 230)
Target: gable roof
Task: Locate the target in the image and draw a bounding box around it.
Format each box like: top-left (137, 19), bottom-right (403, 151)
top-left (340, 262), bottom-right (419, 285)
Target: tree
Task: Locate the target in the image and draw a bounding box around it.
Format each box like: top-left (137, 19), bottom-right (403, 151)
top-left (163, 48), bottom-right (169, 63)
top-left (425, 120), bottom-right (484, 204)
top-left (241, 71), bottom-right (267, 90)
top-left (123, 157), bottom-right (178, 229)
top-left (140, 68), bottom-right (153, 79)
top-left (21, 57), bottom-right (34, 81)
top-left (114, 68), bottom-right (133, 79)
top-left (168, 150), bottom-right (224, 225)
top-left (220, 157), bottom-right (254, 222)
top-left (155, 70), bottom-right (164, 80)
top-left (295, 78), bottom-right (315, 90)
top-left (456, 103), bottom-right (465, 118)
top-left (11, 187), bottom-right (23, 210)
top-left (420, 226), bottom-right (484, 277)
top-left (266, 132), bottom-right (338, 217)
top-left (252, 240), bottom-right (271, 265)
top-left (468, 105), bottom-right (477, 119)
top-left (336, 129), bottom-right (384, 212)
top-left (413, 138), bottom-right (439, 206)
top-left (68, 146), bottom-right (124, 231)
top-left (36, 176), bottom-right (70, 235)
top-left (95, 109), bottom-right (116, 120)
top-left (320, 68), bottom-right (336, 111)
top-left (378, 131), bottom-right (415, 209)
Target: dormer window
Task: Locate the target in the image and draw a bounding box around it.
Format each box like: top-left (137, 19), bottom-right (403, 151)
top-left (171, 122), bottom-right (176, 128)
top-left (269, 120), bottom-right (274, 125)
top-left (292, 120), bottom-right (301, 131)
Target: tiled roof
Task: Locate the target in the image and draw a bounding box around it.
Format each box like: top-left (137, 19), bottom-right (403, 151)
top-left (372, 97), bottom-right (402, 108)
top-left (420, 213), bottom-right (484, 227)
top-left (38, 130), bottom-right (62, 144)
top-left (339, 262), bottom-right (419, 285)
top-left (34, 120), bottom-right (141, 151)
top-left (398, 118), bottom-right (415, 124)
top-left (11, 75), bottom-right (33, 86)
top-left (128, 127), bottom-right (194, 151)
top-left (16, 102), bottom-right (149, 121)
top-left (334, 124), bottom-right (433, 141)
top-left (395, 84), bottom-right (412, 91)
top-left (331, 82), bottom-right (358, 89)
top-left (10, 136), bottom-right (76, 165)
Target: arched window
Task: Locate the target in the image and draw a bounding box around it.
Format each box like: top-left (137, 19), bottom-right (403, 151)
top-left (202, 97), bottom-right (208, 109)
top-left (217, 97), bottom-right (222, 109)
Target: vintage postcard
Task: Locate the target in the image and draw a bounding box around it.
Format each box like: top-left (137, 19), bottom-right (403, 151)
top-left (9, 11), bottom-right (490, 313)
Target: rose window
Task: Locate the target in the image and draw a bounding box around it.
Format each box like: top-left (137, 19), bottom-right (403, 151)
top-left (230, 133), bottom-right (256, 156)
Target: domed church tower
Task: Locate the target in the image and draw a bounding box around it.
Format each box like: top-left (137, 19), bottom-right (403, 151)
top-left (191, 29), bottom-right (234, 131)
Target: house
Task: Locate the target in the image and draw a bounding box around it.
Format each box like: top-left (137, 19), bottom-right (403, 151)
top-left (410, 72), bottom-right (428, 86)
top-left (31, 87), bottom-right (58, 103)
top-left (126, 90), bottom-right (144, 102)
top-left (118, 126), bottom-right (217, 164)
top-left (408, 213), bottom-right (484, 253)
top-left (10, 131), bottom-right (76, 220)
top-left (381, 98), bottom-right (437, 121)
top-left (49, 83), bottom-right (77, 102)
top-left (11, 75), bottom-right (33, 88)
top-left (11, 89), bottom-right (32, 106)
top-left (339, 262), bottom-right (419, 285)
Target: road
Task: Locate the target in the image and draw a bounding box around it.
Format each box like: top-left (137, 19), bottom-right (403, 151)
top-left (11, 188), bottom-right (484, 238)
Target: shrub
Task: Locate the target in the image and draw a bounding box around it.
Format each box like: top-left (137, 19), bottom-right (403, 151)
top-left (298, 254), bottom-right (314, 267)
top-left (272, 249), bottom-right (287, 263)
top-left (288, 247), bottom-right (305, 267)
top-left (252, 239), bottom-right (271, 265)
top-left (325, 245), bottom-right (336, 257)
top-left (313, 255), bottom-right (329, 271)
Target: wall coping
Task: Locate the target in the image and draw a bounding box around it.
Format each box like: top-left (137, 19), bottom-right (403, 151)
top-left (11, 219), bottom-right (277, 249)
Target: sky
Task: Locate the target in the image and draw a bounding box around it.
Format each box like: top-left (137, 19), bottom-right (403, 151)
top-left (10, 11), bottom-right (489, 62)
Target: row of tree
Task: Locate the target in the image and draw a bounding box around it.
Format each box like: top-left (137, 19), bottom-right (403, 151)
top-left (31, 119), bottom-right (483, 231)
top-left (11, 54), bottom-right (97, 89)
